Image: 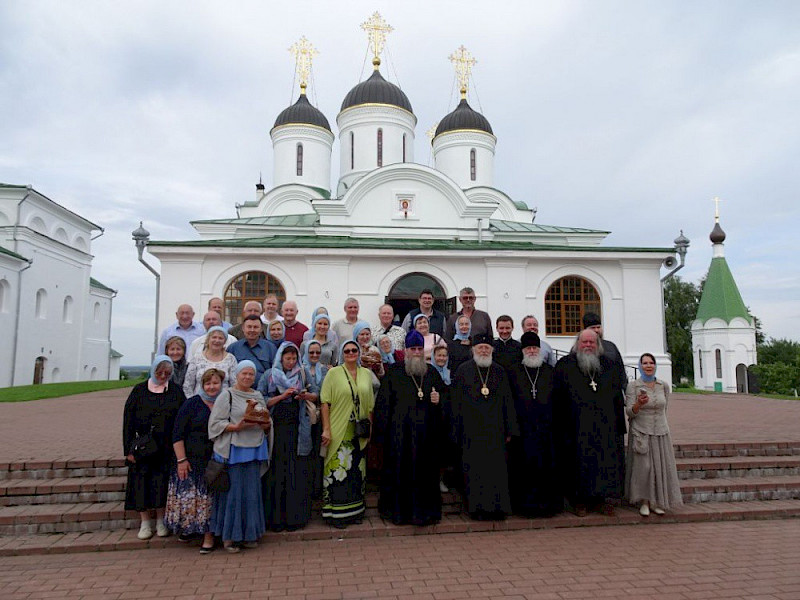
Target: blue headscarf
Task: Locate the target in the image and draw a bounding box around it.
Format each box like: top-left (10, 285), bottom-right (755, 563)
top-left (197, 367), bottom-right (224, 404)
top-left (149, 354), bottom-right (173, 386)
top-left (352, 320), bottom-right (372, 343)
top-left (234, 360), bottom-right (256, 378)
top-left (377, 334), bottom-right (395, 364)
top-left (430, 348), bottom-right (451, 385)
top-left (310, 306), bottom-right (328, 324)
top-left (453, 315), bottom-right (472, 341)
top-left (312, 312), bottom-right (331, 341)
top-left (268, 342), bottom-right (302, 394)
top-left (302, 340), bottom-right (328, 387)
top-left (413, 313), bottom-right (429, 329)
top-left (639, 354), bottom-right (657, 383)
top-left (267, 319), bottom-right (285, 349)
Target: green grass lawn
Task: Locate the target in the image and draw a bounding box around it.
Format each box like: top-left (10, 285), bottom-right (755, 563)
top-left (675, 386), bottom-right (799, 400)
top-left (0, 379), bottom-right (141, 402)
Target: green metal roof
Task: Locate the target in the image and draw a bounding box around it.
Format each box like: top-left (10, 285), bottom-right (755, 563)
top-left (0, 245), bottom-right (29, 261)
top-left (695, 257), bottom-right (753, 324)
top-left (90, 277), bottom-right (116, 292)
top-left (489, 220), bottom-right (609, 234)
top-left (150, 234), bottom-right (670, 253)
top-left (110, 348), bottom-right (124, 358)
top-left (191, 213), bottom-right (319, 227)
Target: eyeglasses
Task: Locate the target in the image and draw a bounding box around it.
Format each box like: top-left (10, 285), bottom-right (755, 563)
top-left (342, 348), bottom-right (359, 355)
top-left (308, 351), bottom-right (321, 355)
top-left (461, 295), bottom-right (475, 300)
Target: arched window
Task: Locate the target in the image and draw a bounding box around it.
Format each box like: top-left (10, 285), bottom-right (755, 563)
top-left (544, 276), bottom-right (601, 336)
top-left (470, 148), bottom-right (477, 181)
top-left (350, 132), bottom-right (355, 169)
top-left (93, 301), bottom-right (101, 322)
top-left (35, 288), bottom-right (47, 319)
top-left (62, 295), bottom-right (73, 323)
top-left (377, 128), bottom-right (383, 167)
top-left (715, 349), bottom-right (723, 379)
top-left (402, 134), bottom-right (406, 163)
top-left (698, 349), bottom-right (703, 378)
top-left (0, 279), bottom-right (10, 313)
top-left (223, 271), bottom-right (286, 326)
top-left (296, 143), bottom-right (304, 176)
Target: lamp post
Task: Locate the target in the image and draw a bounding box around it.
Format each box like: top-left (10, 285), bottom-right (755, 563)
top-left (132, 222), bottom-right (160, 361)
top-left (660, 230), bottom-right (691, 382)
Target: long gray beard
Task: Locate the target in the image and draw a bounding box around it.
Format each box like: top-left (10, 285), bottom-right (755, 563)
top-left (473, 355), bottom-right (493, 369)
top-left (576, 351), bottom-right (601, 376)
top-left (405, 356), bottom-right (428, 377)
top-left (522, 354), bottom-right (544, 369)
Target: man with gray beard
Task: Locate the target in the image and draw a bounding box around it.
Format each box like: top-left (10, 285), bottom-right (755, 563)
top-left (552, 329), bottom-right (626, 517)
top-left (373, 330), bottom-right (445, 526)
top-left (451, 333), bottom-right (518, 520)
top-left (506, 332), bottom-right (560, 516)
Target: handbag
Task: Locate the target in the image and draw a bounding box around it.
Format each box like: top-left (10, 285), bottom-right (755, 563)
top-left (631, 430), bottom-right (649, 455)
top-left (204, 459), bottom-right (230, 493)
top-left (306, 399), bottom-right (320, 425)
top-left (346, 371), bottom-right (371, 439)
top-left (131, 425), bottom-right (159, 460)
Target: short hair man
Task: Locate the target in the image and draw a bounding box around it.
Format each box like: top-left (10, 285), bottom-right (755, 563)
top-left (260, 294), bottom-right (283, 325)
top-left (492, 315), bottom-right (521, 372)
top-left (374, 329), bottom-right (445, 526)
top-left (332, 297), bottom-right (360, 341)
top-left (281, 300), bottom-right (309, 346)
top-left (188, 311), bottom-right (238, 358)
top-left (157, 303), bottom-right (203, 354)
top-left (400, 289), bottom-right (446, 336)
top-left (505, 332), bottom-right (560, 516)
top-left (444, 287), bottom-right (493, 341)
top-left (229, 300), bottom-right (268, 340)
top-left (208, 297), bottom-right (232, 333)
top-left (373, 304), bottom-right (406, 350)
top-left (552, 329), bottom-right (626, 517)
top-left (227, 314), bottom-right (277, 386)
top-left (521, 315), bottom-right (556, 367)
top-left (451, 332), bottom-right (517, 521)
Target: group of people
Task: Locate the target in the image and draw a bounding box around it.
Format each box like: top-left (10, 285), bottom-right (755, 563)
top-left (123, 287), bottom-right (682, 552)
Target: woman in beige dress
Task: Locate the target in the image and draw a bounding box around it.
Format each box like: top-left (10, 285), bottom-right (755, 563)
top-left (625, 353), bottom-right (683, 516)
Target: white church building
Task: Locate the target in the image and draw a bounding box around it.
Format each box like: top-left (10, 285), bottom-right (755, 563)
top-left (0, 184), bottom-right (119, 387)
top-left (145, 16), bottom-right (681, 383)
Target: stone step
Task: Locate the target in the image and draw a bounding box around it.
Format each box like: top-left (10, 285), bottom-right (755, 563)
top-left (0, 476), bottom-right (127, 506)
top-left (672, 442), bottom-right (800, 459)
top-left (0, 501), bottom-right (134, 535)
top-left (1, 499), bottom-right (799, 557)
top-left (0, 459), bottom-right (127, 481)
top-left (676, 455), bottom-right (800, 480)
top-left (680, 475), bottom-right (800, 503)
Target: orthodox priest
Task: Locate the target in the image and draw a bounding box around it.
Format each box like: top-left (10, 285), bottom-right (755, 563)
top-left (506, 332), bottom-right (561, 517)
top-left (374, 330), bottom-right (445, 526)
top-left (552, 328), bottom-right (626, 517)
top-left (451, 333), bottom-right (518, 520)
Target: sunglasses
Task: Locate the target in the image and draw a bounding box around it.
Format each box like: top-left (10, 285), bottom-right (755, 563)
top-left (308, 351), bottom-right (321, 355)
top-left (342, 348), bottom-right (359, 355)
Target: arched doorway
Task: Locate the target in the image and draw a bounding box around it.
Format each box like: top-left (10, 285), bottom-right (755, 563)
top-left (736, 363), bottom-right (749, 393)
top-left (385, 272), bottom-right (454, 326)
top-left (33, 356), bottom-right (46, 385)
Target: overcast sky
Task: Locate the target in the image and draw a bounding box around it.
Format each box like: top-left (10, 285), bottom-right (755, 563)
top-left (2, 0), bottom-right (798, 365)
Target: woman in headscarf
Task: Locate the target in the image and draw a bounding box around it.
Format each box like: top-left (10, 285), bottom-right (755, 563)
top-left (183, 326), bottom-right (237, 397)
top-left (301, 312), bottom-right (339, 367)
top-left (267, 319), bottom-right (286, 351)
top-left (319, 339), bottom-right (375, 528)
top-left (208, 360), bottom-right (272, 553)
top-left (625, 353), bottom-right (683, 516)
top-left (377, 334), bottom-right (404, 365)
top-left (123, 355), bottom-right (185, 541)
top-left (261, 342), bottom-right (315, 531)
top-left (447, 314), bottom-right (473, 374)
top-left (165, 367), bottom-right (222, 553)
top-left (353, 321), bottom-right (384, 381)
top-left (430, 345), bottom-right (454, 493)
top-left (302, 340), bottom-right (327, 498)
top-left (302, 306), bottom-right (339, 348)
top-left (413, 314), bottom-right (446, 361)
top-left (165, 336), bottom-right (188, 388)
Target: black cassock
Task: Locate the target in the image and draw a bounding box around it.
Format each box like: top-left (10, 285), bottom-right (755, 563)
top-left (552, 354), bottom-right (626, 504)
top-left (451, 360), bottom-right (518, 516)
top-left (506, 362), bottom-right (561, 516)
top-left (374, 362), bottom-right (446, 526)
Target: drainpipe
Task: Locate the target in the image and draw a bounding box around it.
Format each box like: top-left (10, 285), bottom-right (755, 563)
top-left (132, 222), bottom-right (160, 362)
top-left (10, 258), bottom-right (34, 386)
top-left (477, 218), bottom-right (483, 243)
top-left (106, 288), bottom-right (118, 380)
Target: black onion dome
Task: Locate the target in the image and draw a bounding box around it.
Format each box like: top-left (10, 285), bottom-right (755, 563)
top-left (435, 98), bottom-right (493, 136)
top-left (710, 222), bottom-right (726, 244)
top-left (340, 70), bottom-right (413, 113)
top-left (273, 93), bottom-right (331, 132)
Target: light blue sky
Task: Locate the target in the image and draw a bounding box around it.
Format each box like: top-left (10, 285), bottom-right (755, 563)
top-left (2, 1), bottom-right (798, 364)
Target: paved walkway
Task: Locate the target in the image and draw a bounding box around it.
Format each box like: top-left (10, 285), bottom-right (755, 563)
top-left (1, 390), bottom-right (798, 463)
top-left (1, 519), bottom-right (798, 599)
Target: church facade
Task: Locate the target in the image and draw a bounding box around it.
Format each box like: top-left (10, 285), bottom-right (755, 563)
top-left (146, 21), bottom-right (678, 383)
top-left (0, 184), bottom-right (119, 387)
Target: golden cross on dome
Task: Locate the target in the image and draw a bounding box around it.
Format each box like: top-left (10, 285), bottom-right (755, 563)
top-left (289, 36), bottom-right (318, 94)
top-left (713, 196), bottom-right (722, 222)
top-left (449, 45), bottom-right (477, 100)
top-left (361, 12), bottom-right (393, 68)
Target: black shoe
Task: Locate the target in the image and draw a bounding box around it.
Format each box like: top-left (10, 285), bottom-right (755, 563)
top-left (199, 544), bottom-right (215, 554)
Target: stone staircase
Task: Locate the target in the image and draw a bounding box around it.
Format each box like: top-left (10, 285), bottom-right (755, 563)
top-left (1, 441), bottom-right (799, 555)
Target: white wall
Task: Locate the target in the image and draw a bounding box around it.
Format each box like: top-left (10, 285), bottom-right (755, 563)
top-left (271, 125), bottom-right (333, 192)
top-left (433, 131), bottom-right (496, 189)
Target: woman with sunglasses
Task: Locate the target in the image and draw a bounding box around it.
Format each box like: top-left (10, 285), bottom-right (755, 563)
top-left (319, 339), bottom-right (375, 528)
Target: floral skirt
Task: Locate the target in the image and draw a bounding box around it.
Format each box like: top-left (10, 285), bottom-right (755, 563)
top-left (164, 469), bottom-right (212, 535)
top-left (322, 439), bottom-right (365, 524)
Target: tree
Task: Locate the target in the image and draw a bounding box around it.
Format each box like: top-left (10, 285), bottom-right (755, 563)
top-left (663, 276), bottom-right (702, 383)
top-left (757, 338), bottom-right (800, 366)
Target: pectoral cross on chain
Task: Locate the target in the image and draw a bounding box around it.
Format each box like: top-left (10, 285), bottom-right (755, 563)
top-left (589, 376), bottom-right (598, 392)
